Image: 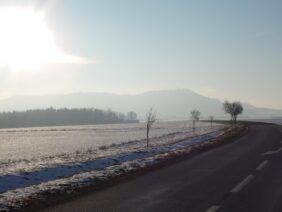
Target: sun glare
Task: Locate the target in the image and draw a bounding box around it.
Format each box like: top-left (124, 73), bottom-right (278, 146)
top-left (0, 7), bottom-right (85, 71)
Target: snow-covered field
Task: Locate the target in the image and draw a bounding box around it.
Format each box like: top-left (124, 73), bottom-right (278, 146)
top-left (0, 121), bottom-right (225, 211)
top-left (0, 121), bottom-right (220, 161)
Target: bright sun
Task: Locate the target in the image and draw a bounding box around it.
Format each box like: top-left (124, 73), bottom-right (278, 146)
top-left (0, 7), bottom-right (85, 71)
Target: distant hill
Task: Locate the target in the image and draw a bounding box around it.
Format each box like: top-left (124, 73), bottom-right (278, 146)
top-left (0, 89), bottom-right (281, 120)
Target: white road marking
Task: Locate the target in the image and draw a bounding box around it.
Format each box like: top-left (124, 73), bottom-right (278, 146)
top-left (256, 160), bottom-right (269, 171)
top-left (231, 175), bottom-right (255, 193)
top-left (262, 148), bottom-right (282, 156)
top-left (205, 205), bottom-right (221, 212)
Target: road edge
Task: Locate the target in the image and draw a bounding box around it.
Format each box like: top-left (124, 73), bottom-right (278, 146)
top-left (18, 124), bottom-right (249, 212)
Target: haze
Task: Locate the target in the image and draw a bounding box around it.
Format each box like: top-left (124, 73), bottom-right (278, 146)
top-left (0, 0), bottom-right (281, 110)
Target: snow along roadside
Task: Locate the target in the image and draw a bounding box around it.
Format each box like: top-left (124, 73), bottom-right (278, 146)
top-left (0, 130), bottom-right (224, 212)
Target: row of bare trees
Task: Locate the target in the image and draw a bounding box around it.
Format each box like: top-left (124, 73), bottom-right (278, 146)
top-left (190, 101), bottom-right (243, 126)
top-left (145, 100), bottom-right (244, 148)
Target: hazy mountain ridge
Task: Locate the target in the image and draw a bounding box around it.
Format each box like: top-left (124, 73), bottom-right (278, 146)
top-left (0, 89), bottom-right (281, 120)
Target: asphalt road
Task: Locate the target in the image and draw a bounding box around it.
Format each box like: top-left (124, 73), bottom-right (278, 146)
top-left (41, 123), bottom-right (282, 212)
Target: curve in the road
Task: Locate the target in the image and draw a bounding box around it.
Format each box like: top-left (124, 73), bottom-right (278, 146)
top-left (37, 123), bottom-right (282, 212)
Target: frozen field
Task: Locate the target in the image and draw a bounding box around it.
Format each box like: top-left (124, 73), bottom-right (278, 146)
top-left (0, 121), bottom-right (221, 162)
top-left (0, 121), bottom-right (226, 211)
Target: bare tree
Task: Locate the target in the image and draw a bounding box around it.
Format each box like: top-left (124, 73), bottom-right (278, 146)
top-left (190, 110), bottom-right (201, 135)
top-left (223, 101), bottom-right (243, 124)
top-left (146, 107), bottom-right (156, 147)
top-left (209, 116), bottom-right (214, 129)
top-left (191, 110), bottom-right (201, 121)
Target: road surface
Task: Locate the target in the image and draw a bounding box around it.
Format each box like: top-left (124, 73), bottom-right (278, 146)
top-left (41, 123), bottom-right (282, 212)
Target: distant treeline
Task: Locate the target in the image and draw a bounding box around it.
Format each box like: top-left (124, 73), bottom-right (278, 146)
top-left (0, 108), bottom-right (138, 128)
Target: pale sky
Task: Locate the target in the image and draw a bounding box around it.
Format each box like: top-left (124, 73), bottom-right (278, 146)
top-left (0, 0), bottom-right (281, 109)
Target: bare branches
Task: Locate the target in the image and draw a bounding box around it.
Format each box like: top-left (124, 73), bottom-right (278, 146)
top-left (190, 109), bottom-right (201, 135)
top-left (223, 100), bottom-right (243, 124)
top-left (146, 107), bottom-right (157, 147)
top-left (191, 110), bottom-right (201, 121)
top-left (146, 107), bottom-right (156, 127)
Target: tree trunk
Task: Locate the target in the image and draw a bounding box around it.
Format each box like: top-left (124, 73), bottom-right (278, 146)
top-left (146, 124), bottom-right (149, 147)
top-left (193, 120), bottom-right (196, 136)
top-left (231, 115), bottom-right (235, 126)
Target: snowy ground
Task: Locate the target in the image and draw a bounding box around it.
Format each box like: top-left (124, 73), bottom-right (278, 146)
top-left (0, 121), bottom-right (225, 211)
top-left (0, 121), bottom-right (220, 161)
